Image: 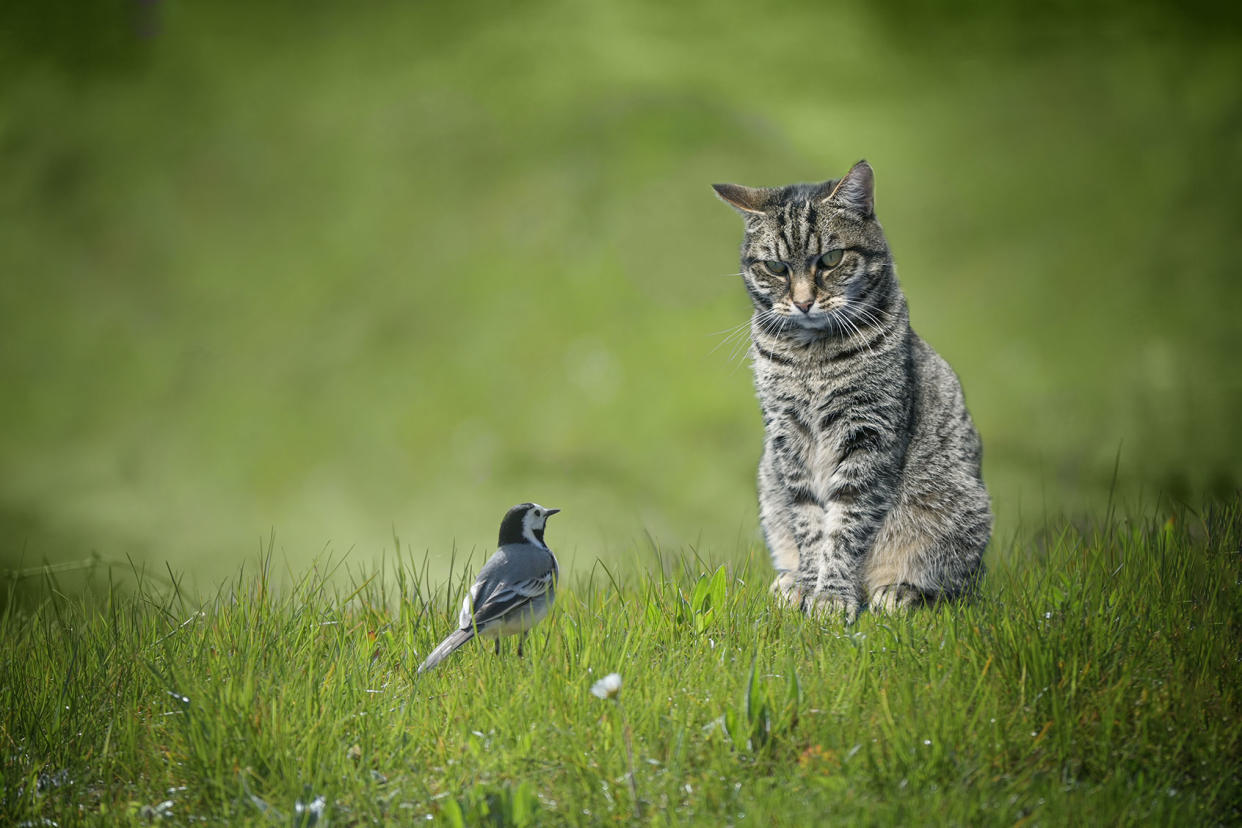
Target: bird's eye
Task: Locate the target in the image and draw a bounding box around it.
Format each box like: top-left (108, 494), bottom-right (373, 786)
top-left (763, 260), bottom-right (789, 276)
top-left (819, 249), bottom-right (844, 269)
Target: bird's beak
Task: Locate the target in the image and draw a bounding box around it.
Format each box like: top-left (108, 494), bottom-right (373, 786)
top-left (545, 508), bottom-right (561, 517)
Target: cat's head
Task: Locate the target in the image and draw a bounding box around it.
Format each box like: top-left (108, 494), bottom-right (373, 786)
top-left (713, 160), bottom-right (894, 341)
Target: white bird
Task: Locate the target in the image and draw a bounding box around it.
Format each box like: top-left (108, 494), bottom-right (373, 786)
top-left (417, 502), bottom-right (561, 673)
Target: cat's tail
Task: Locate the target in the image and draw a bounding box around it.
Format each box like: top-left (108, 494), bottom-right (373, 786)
top-left (417, 628), bottom-right (474, 673)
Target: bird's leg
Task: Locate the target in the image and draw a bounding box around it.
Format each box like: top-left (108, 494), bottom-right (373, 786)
top-left (517, 633), bottom-right (527, 658)
top-left (494, 638), bottom-right (501, 656)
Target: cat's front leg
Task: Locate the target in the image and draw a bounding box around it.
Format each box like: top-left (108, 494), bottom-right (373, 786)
top-left (758, 442), bottom-right (806, 607)
top-left (798, 503), bottom-right (865, 623)
top-left (765, 425), bottom-right (864, 620)
top-left (800, 420), bottom-right (899, 622)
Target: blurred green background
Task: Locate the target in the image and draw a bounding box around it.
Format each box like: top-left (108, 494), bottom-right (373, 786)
top-left (2, 0), bottom-right (1239, 586)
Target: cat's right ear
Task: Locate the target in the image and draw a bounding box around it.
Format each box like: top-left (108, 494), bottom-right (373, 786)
top-left (712, 183), bottom-right (771, 215)
top-left (821, 160), bottom-right (875, 218)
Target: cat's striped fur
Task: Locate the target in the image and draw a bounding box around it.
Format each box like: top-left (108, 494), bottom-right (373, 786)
top-left (714, 160), bottom-right (991, 620)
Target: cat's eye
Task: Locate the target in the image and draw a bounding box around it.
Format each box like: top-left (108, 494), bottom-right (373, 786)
top-left (819, 249), bottom-right (845, 269)
top-left (762, 260), bottom-right (789, 277)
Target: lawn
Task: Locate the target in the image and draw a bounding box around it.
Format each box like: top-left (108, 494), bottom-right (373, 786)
top-left (3, 497), bottom-right (1239, 824)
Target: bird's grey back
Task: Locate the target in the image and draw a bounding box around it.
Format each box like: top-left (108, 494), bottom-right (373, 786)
top-left (476, 544), bottom-right (557, 589)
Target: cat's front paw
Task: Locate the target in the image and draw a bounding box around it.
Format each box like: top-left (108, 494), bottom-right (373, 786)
top-left (868, 583), bottom-right (924, 615)
top-left (805, 592), bottom-right (859, 624)
top-left (770, 571), bottom-right (803, 607)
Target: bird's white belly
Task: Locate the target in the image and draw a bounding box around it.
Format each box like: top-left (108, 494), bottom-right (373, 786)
top-left (478, 597), bottom-right (550, 638)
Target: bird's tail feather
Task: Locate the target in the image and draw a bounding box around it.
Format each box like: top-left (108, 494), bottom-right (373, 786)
top-left (418, 628), bottom-right (474, 673)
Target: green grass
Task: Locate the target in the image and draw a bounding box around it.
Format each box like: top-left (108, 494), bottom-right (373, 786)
top-left (4, 498), bottom-right (1240, 825)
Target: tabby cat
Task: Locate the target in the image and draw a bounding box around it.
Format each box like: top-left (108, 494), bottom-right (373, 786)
top-left (713, 160), bottom-right (991, 620)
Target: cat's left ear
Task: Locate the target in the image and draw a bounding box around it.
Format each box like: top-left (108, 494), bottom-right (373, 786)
top-left (821, 160), bottom-right (875, 218)
top-left (712, 183), bottom-right (773, 215)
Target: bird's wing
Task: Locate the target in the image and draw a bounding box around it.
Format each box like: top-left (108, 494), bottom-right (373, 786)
top-left (466, 547), bottom-right (557, 630)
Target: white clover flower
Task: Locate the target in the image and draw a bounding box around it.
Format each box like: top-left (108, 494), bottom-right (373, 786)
top-left (590, 672), bottom-right (622, 700)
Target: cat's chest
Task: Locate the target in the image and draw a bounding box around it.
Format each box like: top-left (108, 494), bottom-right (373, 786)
top-left (756, 365), bottom-right (846, 462)
top-left (754, 358), bottom-right (843, 410)
top-left (755, 364), bottom-right (834, 424)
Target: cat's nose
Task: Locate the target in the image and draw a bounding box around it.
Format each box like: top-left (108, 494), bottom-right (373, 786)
top-left (794, 300), bottom-right (814, 314)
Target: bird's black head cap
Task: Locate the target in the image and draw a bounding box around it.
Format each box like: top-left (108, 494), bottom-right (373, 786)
top-left (498, 502), bottom-right (559, 548)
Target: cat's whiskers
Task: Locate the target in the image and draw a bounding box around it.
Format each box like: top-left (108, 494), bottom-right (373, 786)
top-left (819, 304), bottom-right (847, 340)
top-left (709, 317), bottom-right (754, 338)
top-left (709, 318), bottom-right (756, 357)
top-left (844, 304), bottom-right (894, 357)
top-left (714, 308), bottom-right (780, 368)
top-left (846, 305), bottom-right (885, 334)
top-left (845, 299), bottom-right (892, 327)
top-left (749, 308), bottom-right (782, 339)
top-left (840, 299), bottom-right (893, 355)
top-left (718, 306), bottom-right (778, 350)
top-left (727, 323), bottom-right (755, 364)
top-left (737, 308), bottom-right (782, 364)
top-left (850, 304), bottom-right (889, 322)
top-left (728, 308), bottom-right (789, 368)
top-left (773, 311), bottom-right (795, 350)
top-left (833, 308), bottom-right (875, 358)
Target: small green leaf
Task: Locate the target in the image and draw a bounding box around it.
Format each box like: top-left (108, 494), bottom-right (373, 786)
top-left (709, 565), bottom-right (728, 614)
top-left (744, 655), bottom-right (760, 723)
top-left (751, 700), bottom-right (771, 750)
top-left (440, 798), bottom-right (465, 828)
top-left (676, 588), bottom-right (693, 624)
top-left (784, 651), bottom-right (802, 709)
top-left (691, 575), bottom-right (710, 614)
top-left (511, 781), bottom-right (538, 826)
